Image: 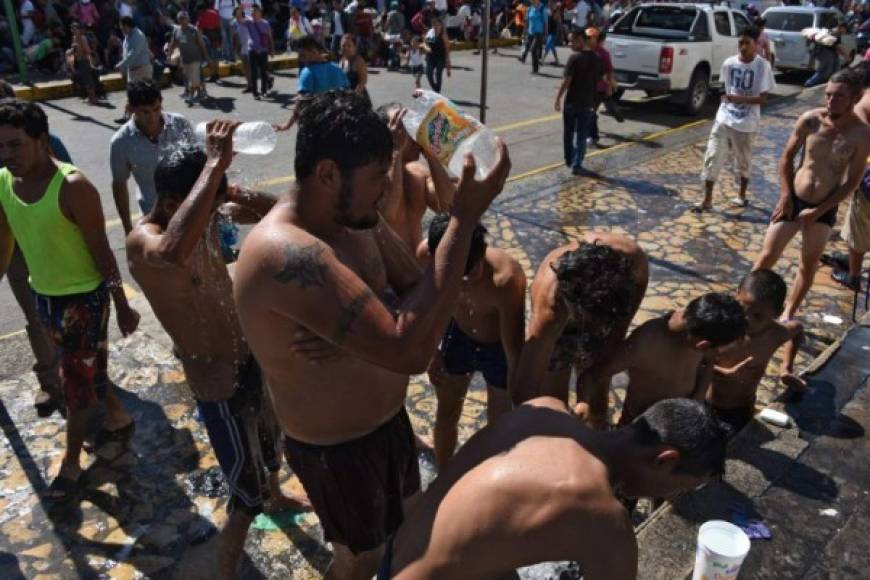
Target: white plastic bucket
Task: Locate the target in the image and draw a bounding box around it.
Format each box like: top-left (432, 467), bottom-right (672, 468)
top-left (691, 520), bottom-right (751, 580)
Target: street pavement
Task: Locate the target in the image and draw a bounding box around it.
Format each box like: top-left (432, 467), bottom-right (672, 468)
top-left (0, 43), bottom-right (814, 339)
top-left (0, 72), bottom-right (864, 579)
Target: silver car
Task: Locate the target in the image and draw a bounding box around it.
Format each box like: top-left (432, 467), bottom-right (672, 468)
top-left (762, 6), bottom-right (857, 72)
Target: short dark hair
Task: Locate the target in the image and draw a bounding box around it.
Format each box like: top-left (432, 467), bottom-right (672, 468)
top-left (856, 61), bottom-right (870, 89)
top-left (0, 99), bottom-right (49, 139)
top-left (633, 399), bottom-right (728, 477)
top-left (120, 16), bottom-right (135, 28)
top-left (739, 269), bottom-right (787, 313)
top-left (830, 67), bottom-right (864, 94)
top-left (427, 214), bottom-right (487, 275)
top-left (740, 25), bottom-right (760, 41)
top-left (127, 79), bottom-right (162, 107)
top-left (295, 35), bottom-right (324, 53)
top-left (154, 145), bottom-right (227, 204)
top-left (684, 292), bottom-right (747, 347)
top-left (598, 29), bottom-right (607, 43)
top-left (295, 91), bottom-right (393, 180)
top-left (552, 242), bottom-right (635, 319)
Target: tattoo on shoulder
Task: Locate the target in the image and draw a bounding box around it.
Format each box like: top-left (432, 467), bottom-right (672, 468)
top-left (273, 243), bottom-right (327, 288)
top-left (333, 288), bottom-right (375, 344)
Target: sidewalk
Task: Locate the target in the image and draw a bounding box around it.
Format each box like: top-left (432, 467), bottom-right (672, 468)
top-left (9, 39), bottom-right (520, 102)
top-left (0, 87), bottom-right (863, 579)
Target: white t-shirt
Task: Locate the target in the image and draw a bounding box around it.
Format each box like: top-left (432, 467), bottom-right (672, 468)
top-left (434, 0), bottom-right (448, 12)
top-left (457, 4), bottom-right (472, 21)
top-left (119, 1), bottom-right (134, 19)
top-left (715, 54), bottom-right (776, 133)
top-left (217, 0), bottom-right (236, 20)
top-left (573, 0), bottom-right (590, 28)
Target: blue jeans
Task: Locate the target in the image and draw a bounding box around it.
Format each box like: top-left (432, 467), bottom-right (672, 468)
top-left (563, 104), bottom-right (595, 170)
top-left (220, 17), bottom-right (235, 62)
top-left (805, 49), bottom-right (837, 87)
top-left (426, 58), bottom-right (446, 93)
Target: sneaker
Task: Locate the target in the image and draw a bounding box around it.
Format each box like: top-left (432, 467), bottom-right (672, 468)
top-left (571, 167), bottom-right (597, 177)
top-left (729, 197), bottom-right (748, 208)
top-left (242, 87), bottom-right (253, 93)
top-left (253, 93), bottom-right (260, 100)
top-left (831, 270), bottom-right (861, 291)
top-left (267, 77), bottom-right (274, 90)
top-left (614, 111), bottom-right (625, 123)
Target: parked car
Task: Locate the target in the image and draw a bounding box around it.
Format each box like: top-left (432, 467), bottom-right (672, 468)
top-left (607, 3), bottom-right (753, 115)
top-left (762, 6), bottom-right (857, 71)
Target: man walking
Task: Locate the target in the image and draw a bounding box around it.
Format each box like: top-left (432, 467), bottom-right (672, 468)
top-left (555, 30), bottom-right (601, 177)
top-left (694, 26), bottom-right (775, 212)
top-left (217, 0), bottom-right (238, 62)
top-left (117, 16), bottom-right (153, 83)
top-left (110, 80), bottom-right (195, 235)
top-left (245, 4), bottom-right (274, 100)
top-left (754, 68), bottom-right (870, 320)
top-left (0, 100), bottom-right (140, 499)
top-left (232, 7), bottom-right (254, 93)
top-left (519, 0), bottom-right (547, 74)
top-left (166, 11), bottom-right (209, 103)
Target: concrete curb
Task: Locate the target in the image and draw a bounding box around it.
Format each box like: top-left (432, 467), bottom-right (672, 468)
top-left (11, 38), bottom-right (521, 102)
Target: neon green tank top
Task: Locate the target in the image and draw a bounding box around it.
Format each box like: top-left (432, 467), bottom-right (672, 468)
top-left (0, 163), bottom-right (103, 296)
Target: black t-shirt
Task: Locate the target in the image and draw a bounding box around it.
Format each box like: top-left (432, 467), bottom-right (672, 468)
top-left (564, 50), bottom-right (601, 109)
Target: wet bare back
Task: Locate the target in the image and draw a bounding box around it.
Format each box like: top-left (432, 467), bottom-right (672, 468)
top-left (128, 217), bottom-right (245, 401)
top-left (390, 397), bottom-right (636, 580)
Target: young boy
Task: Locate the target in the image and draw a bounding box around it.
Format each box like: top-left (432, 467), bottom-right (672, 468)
top-left (407, 35), bottom-right (425, 89)
top-left (694, 25), bottom-right (775, 211)
top-left (418, 215), bottom-right (526, 470)
top-left (598, 293), bottom-right (747, 426)
top-left (709, 270), bottom-right (804, 433)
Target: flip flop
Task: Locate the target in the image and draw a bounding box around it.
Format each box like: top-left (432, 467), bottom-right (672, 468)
top-left (93, 421), bottom-right (136, 449)
top-left (691, 204), bottom-right (712, 214)
top-left (730, 197), bottom-right (748, 208)
top-left (43, 472), bottom-right (82, 501)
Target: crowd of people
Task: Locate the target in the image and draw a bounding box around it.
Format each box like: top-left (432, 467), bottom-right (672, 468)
top-left (0, 49), bottom-right (868, 578)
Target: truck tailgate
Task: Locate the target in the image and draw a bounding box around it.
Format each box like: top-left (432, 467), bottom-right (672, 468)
top-left (608, 34), bottom-right (664, 76)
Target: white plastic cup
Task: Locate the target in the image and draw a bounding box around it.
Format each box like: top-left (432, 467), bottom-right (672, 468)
top-left (692, 520), bottom-right (751, 580)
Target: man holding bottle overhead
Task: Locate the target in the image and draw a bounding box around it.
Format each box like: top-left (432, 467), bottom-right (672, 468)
top-left (234, 91), bottom-right (511, 580)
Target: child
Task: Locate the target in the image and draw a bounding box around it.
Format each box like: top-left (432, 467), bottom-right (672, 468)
top-left (408, 35), bottom-right (425, 89)
top-left (709, 270), bottom-right (804, 433)
top-left (597, 292), bottom-right (747, 426)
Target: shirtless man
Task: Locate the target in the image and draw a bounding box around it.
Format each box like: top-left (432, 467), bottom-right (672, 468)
top-left (511, 234), bottom-right (648, 429)
top-left (377, 103), bottom-right (456, 251)
top-left (234, 91), bottom-right (511, 579)
top-left (417, 214), bottom-right (526, 470)
top-left (600, 292), bottom-right (747, 427)
top-left (709, 270), bottom-right (804, 433)
top-left (754, 68), bottom-right (870, 320)
top-left (126, 121), bottom-right (309, 580)
top-left (378, 397), bottom-right (727, 580)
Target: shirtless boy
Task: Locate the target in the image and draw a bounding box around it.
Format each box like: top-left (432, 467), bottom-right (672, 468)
top-left (417, 214), bottom-right (526, 470)
top-left (709, 270), bottom-right (803, 433)
top-left (600, 292), bottom-right (747, 426)
top-left (754, 68), bottom-right (870, 319)
top-left (511, 234), bottom-right (648, 429)
top-left (377, 103), bottom-right (456, 251)
top-left (234, 91), bottom-right (510, 579)
top-left (379, 397), bottom-right (727, 580)
top-left (126, 121), bottom-right (308, 580)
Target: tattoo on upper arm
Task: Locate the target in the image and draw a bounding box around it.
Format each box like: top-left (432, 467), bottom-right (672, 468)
top-left (333, 288), bottom-right (375, 344)
top-left (273, 243), bottom-right (327, 287)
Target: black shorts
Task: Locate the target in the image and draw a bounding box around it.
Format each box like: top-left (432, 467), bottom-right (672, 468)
top-left (439, 318), bottom-right (508, 389)
top-left (284, 408), bottom-right (421, 554)
top-left (776, 191), bottom-right (838, 228)
top-left (196, 356), bottom-right (276, 516)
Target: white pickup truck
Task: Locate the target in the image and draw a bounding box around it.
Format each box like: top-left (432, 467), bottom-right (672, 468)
top-left (608, 3), bottom-right (754, 115)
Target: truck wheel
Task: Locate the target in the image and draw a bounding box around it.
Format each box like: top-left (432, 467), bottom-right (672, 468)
top-left (678, 68), bottom-right (709, 116)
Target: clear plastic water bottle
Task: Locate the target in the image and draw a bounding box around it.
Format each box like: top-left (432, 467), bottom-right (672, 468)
top-left (402, 90), bottom-right (499, 180)
top-left (194, 121), bottom-right (277, 155)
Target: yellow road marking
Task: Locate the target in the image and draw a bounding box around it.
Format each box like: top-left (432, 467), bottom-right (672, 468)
top-left (0, 329), bottom-right (26, 341)
top-left (492, 114), bottom-right (562, 133)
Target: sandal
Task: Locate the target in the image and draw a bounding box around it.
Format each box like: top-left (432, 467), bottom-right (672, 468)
top-left (691, 203), bottom-right (712, 214)
top-left (730, 197), bottom-right (748, 208)
top-left (93, 421), bottom-right (136, 449)
top-left (43, 472), bottom-right (82, 501)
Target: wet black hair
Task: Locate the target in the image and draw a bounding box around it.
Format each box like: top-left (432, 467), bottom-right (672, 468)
top-left (684, 292), bottom-right (747, 347)
top-left (0, 99), bottom-right (49, 139)
top-left (120, 16), bottom-right (135, 28)
top-left (830, 67), bottom-right (864, 95)
top-left (740, 25), bottom-right (760, 41)
top-left (154, 145), bottom-right (227, 205)
top-left (633, 399), bottom-right (728, 477)
top-left (551, 242), bottom-right (635, 319)
top-left (427, 214), bottom-right (488, 275)
top-left (295, 35), bottom-right (326, 53)
top-left (295, 91), bottom-right (393, 180)
top-left (376, 101), bottom-right (401, 123)
top-left (127, 79), bottom-right (162, 107)
top-left (738, 269), bottom-right (787, 313)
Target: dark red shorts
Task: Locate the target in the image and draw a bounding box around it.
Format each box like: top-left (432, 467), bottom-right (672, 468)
top-left (33, 284), bottom-right (109, 412)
